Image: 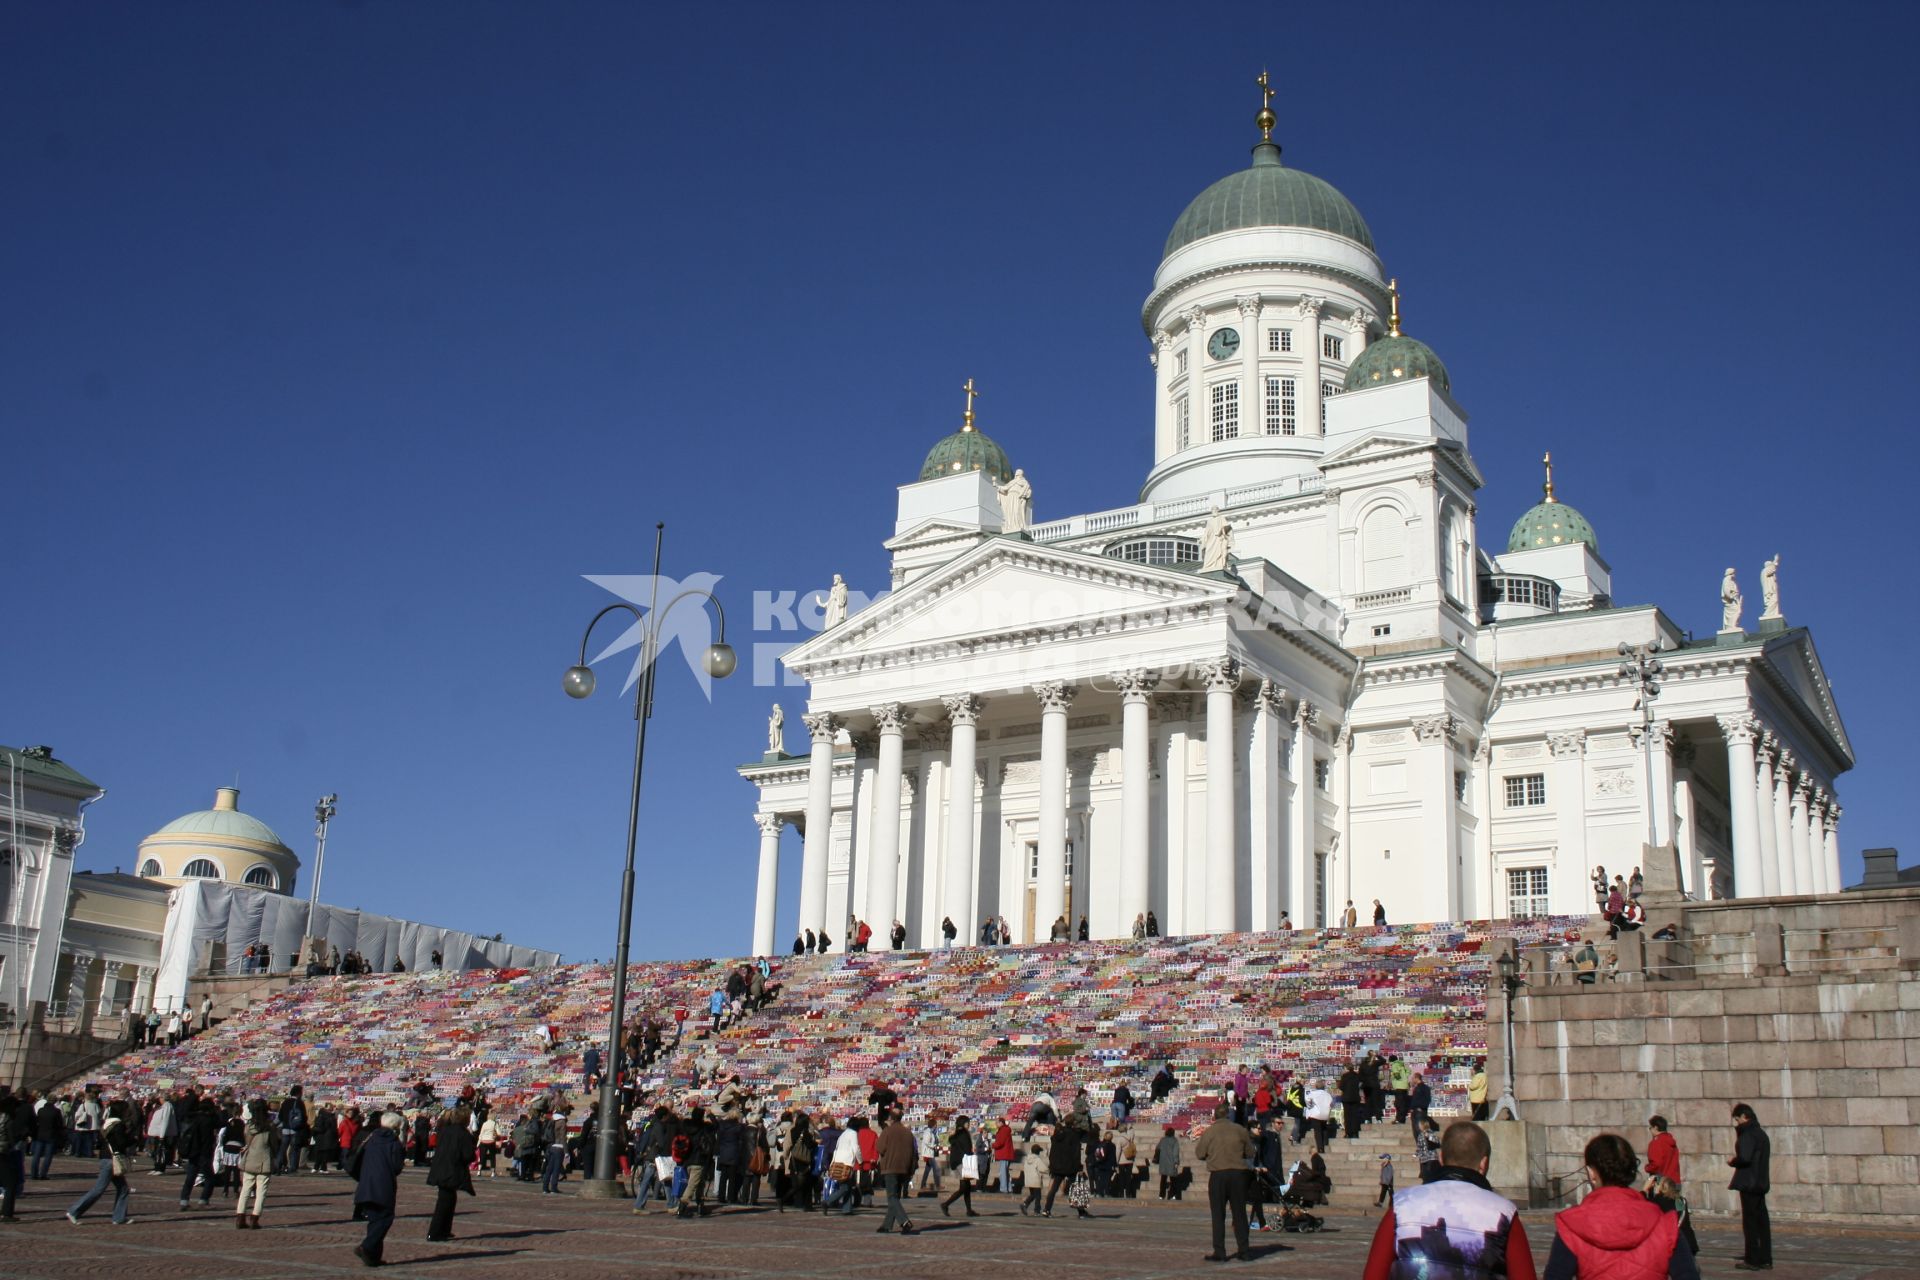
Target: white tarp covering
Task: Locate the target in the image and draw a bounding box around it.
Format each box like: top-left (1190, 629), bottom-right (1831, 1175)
top-left (152, 880), bottom-right (559, 1012)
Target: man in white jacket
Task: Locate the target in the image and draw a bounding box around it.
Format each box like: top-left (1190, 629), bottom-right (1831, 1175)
top-left (145, 1096), bottom-right (176, 1173)
top-left (1304, 1082), bottom-right (1334, 1153)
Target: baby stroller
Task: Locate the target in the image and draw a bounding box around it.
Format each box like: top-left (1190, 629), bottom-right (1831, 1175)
top-left (1252, 1167), bottom-right (1324, 1234)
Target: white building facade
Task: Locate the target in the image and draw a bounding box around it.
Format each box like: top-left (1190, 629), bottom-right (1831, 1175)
top-left (740, 112), bottom-right (1852, 954)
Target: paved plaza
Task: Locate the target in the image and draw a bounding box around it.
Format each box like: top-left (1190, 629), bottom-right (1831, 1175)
top-left (3, 1156), bottom-right (1915, 1279)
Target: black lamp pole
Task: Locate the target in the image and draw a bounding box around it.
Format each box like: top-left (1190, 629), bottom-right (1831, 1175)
top-left (563, 523), bottom-right (734, 1188)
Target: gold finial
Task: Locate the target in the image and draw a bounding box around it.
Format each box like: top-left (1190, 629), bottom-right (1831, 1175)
top-left (961, 377), bottom-right (980, 431)
top-left (1542, 451), bottom-right (1556, 503)
top-left (1255, 70), bottom-right (1277, 141)
top-left (1388, 277), bottom-right (1402, 338)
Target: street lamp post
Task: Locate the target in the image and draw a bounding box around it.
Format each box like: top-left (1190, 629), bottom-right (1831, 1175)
top-left (304, 794), bottom-right (338, 964)
top-left (1618, 641), bottom-right (1666, 850)
top-left (563, 522), bottom-right (735, 1191)
top-left (1492, 948), bottom-right (1523, 1122)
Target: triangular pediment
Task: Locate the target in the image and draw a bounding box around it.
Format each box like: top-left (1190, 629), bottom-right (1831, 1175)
top-left (883, 518), bottom-right (993, 552)
top-left (1760, 630), bottom-right (1854, 766)
top-left (785, 538), bottom-right (1235, 673)
top-left (1320, 433), bottom-right (1484, 488)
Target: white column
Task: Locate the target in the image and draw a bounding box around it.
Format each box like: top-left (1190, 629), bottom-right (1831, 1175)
top-left (1289, 702), bottom-right (1318, 926)
top-left (1753, 738), bottom-right (1780, 897)
top-left (752, 814), bottom-right (784, 956)
top-left (1788, 776), bottom-right (1814, 897)
top-left (1672, 737), bottom-right (1700, 897)
top-left (1472, 740), bottom-right (1496, 918)
top-left (132, 965), bottom-right (157, 1016)
top-left (913, 724), bottom-right (950, 947)
top-left (1032, 683), bottom-right (1074, 941)
top-left (1334, 726), bottom-right (1354, 909)
top-left (1115, 671), bottom-right (1158, 931)
top-left (798, 712), bottom-right (842, 939)
top-left (1718, 714), bottom-right (1763, 898)
top-left (1160, 695), bottom-right (1192, 932)
top-left (940, 695), bottom-right (983, 940)
top-left (1822, 800), bottom-right (1843, 893)
top-left (1415, 714), bottom-right (1460, 923)
top-left (1549, 730), bottom-right (1587, 901)
top-left (1348, 307), bottom-right (1374, 359)
top-left (1299, 296), bottom-right (1325, 437)
top-left (1152, 332), bottom-right (1175, 461)
top-left (1249, 680), bottom-right (1284, 931)
top-left (1202, 658), bottom-right (1239, 934)
top-left (1770, 751), bottom-right (1796, 895)
top-left (863, 703), bottom-right (908, 939)
top-left (1237, 295), bottom-right (1262, 436)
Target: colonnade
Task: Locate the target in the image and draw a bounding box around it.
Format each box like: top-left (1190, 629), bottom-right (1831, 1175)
top-left (1717, 713), bottom-right (1841, 898)
top-left (750, 659), bottom-right (1330, 955)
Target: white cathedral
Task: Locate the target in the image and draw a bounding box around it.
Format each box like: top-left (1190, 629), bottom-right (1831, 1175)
top-left (739, 97), bottom-right (1852, 955)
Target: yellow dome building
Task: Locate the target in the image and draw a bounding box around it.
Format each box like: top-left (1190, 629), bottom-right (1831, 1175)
top-left (135, 786), bottom-right (300, 894)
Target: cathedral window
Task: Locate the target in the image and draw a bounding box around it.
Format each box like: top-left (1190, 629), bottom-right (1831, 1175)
top-left (1323, 334), bottom-right (1344, 361)
top-left (1360, 505), bottom-right (1408, 590)
top-left (1454, 770), bottom-right (1469, 803)
top-left (1504, 774), bottom-right (1547, 808)
top-left (1268, 328), bottom-right (1292, 353)
top-left (138, 858), bottom-right (161, 878)
top-left (1175, 349), bottom-right (1188, 375)
top-left (1265, 376), bottom-right (1296, 435)
top-left (1176, 396), bottom-right (1189, 450)
top-left (1506, 866), bottom-right (1550, 918)
top-left (181, 858), bottom-right (220, 878)
top-left (1321, 381), bottom-right (1343, 402)
top-left (1209, 382), bottom-right (1239, 441)
top-left (244, 866), bottom-right (277, 889)
top-left (1313, 758), bottom-right (1330, 791)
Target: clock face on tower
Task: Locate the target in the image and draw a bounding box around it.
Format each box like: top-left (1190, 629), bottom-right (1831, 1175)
top-left (1207, 327), bottom-right (1240, 360)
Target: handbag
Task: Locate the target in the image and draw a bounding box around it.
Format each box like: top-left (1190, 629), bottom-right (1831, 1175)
top-left (828, 1160), bottom-right (855, 1182)
top-left (960, 1153), bottom-right (980, 1181)
top-left (654, 1155), bottom-right (674, 1180)
top-left (1068, 1171), bottom-right (1090, 1207)
top-left (110, 1153), bottom-right (126, 1178)
top-left (748, 1146), bottom-right (769, 1176)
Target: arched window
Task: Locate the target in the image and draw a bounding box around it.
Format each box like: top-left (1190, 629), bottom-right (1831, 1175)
top-left (243, 866), bottom-right (277, 889)
top-left (138, 858), bottom-right (162, 878)
top-left (181, 858), bottom-right (220, 878)
top-left (1360, 504), bottom-right (1407, 590)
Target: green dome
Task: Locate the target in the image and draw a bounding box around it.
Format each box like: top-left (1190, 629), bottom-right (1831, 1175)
top-left (919, 426), bottom-right (1012, 484)
top-left (150, 787), bottom-right (290, 850)
top-left (1164, 142), bottom-right (1374, 258)
top-left (1344, 334), bottom-right (1451, 394)
top-left (1507, 499), bottom-right (1598, 553)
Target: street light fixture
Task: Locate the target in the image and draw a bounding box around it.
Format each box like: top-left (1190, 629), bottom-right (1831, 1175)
top-left (564, 522), bottom-right (733, 1190)
top-left (1492, 947), bottom-right (1523, 1121)
top-left (1618, 641), bottom-right (1666, 849)
top-left (303, 794), bottom-right (338, 966)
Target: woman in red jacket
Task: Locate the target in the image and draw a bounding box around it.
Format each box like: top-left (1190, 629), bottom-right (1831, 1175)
top-left (1644, 1116), bottom-right (1681, 1187)
top-left (991, 1118), bottom-right (1016, 1194)
top-left (1544, 1134), bottom-right (1699, 1280)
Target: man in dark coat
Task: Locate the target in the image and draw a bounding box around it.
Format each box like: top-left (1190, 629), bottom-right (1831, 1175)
top-left (425, 1109), bottom-right (476, 1242)
top-left (353, 1112), bottom-right (407, 1266)
top-left (1728, 1102), bottom-right (1772, 1271)
top-left (175, 1099), bottom-right (218, 1209)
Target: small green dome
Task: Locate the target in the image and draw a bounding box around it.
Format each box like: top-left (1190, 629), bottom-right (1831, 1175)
top-left (1507, 499), bottom-right (1598, 553)
top-left (919, 426), bottom-right (1012, 484)
top-left (1344, 334), bottom-right (1451, 394)
top-left (1164, 142), bottom-right (1374, 258)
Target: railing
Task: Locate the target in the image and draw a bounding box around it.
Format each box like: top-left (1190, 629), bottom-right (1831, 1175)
top-left (1027, 473), bottom-right (1326, 545)
top-left (1351, 587), bottom-right (1412, 610)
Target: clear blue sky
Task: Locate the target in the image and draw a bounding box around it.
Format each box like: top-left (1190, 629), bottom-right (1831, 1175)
top-left (7, 3), bottom-right (1916, 961)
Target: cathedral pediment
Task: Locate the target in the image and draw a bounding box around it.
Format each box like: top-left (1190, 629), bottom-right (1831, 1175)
top-left (1758, 630), bottom-right (1854, 766)
top-left (883, 518), bottom-right (992, 551)
top-left (1320, 433), bottom-right (1484, 486)
top-left (784, 537), bottom-right (1236, 677)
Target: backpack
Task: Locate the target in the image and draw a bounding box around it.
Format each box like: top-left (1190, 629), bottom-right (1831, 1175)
top-left (670, 1133), bottom-right (691, 1164)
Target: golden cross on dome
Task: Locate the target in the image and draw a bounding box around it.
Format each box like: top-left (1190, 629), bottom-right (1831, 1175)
top-left (1388, 277), bottom-right (1403, 337)
top-left (1256, 70), bottom-right (1277, 141)
top-left (1543, 451), bottom-right (1557, 503)
top-left (961, 377), bottom-right (980, 431)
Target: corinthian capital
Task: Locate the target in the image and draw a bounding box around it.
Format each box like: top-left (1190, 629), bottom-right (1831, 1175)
top-left (1296, 295), bottom-right (1325, 320)
top-left (1294, 700), bottom-right (1319, 729)
top-left (1200, 657), bottom-right (1241, 693)
top-left (1236, 294), bottom-right (1264, 320)
top-left (1413, 714), bottom-right (1459, 744)
top-left (1547, 729), bottom-right (1586, 759)
top-left (1154, 329), bottom-right (1176, 352)
top-left (1717, 712), bottom-right (1759, 746)
top-left (941, 693), bottom-right (985, 727)
top-left (1183, 306), bottom-right (1207, 334)
top-left (802, 712), bottom-right (843, 745)
top-left (1033, 681), bottom-right (1077, 714)
top-left (1348, 307), bottom-right (1374, 334)
top-left (755, 813), bottom-right (786, 838)
top-left (869, 702), bottom-right (907, 735)
top-left (1112, 670), bottom-right (1161, 704)
top-left (1256, 678), bottom-right (1288, 716)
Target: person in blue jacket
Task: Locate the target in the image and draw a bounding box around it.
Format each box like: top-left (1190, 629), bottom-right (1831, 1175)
top-left (352, 1111), bottom-right (407, 1267)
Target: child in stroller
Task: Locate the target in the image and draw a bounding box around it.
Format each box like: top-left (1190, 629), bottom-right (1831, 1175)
top-left (1250, 1164), bottom-right (1324, 1233)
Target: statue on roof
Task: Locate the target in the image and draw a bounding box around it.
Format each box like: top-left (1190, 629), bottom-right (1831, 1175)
top-left (996, 468), bottom-right (1032, 535)
top-left (1201, 504), bottom-right (1234, 573)
top-left (821, 574), bottom-right (849, 630)
top-left (1719, 567), bottom-right (1743, 633)
top-left (1760, 554), bottom-right (1783, 622)
top-left (768, 703), bottom-right (785, 755)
